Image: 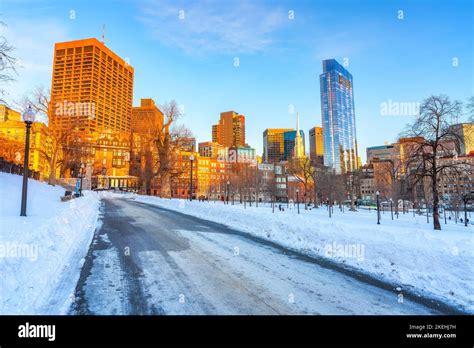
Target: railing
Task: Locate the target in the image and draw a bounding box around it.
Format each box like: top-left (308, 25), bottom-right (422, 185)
top-left (0, 157), bottom-right (40, 180)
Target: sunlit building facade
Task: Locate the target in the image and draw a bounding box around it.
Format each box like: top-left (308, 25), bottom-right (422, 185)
top-left (0, 104), bottom-right (53, 179)
top-left (320, 59), bottom-right (359, 174)
top-left (50, 38), bottom-right (134, 134)
top-left (263, 128), bottom-right (292, 163)
top-left (49, 38), bottom-right (135, 183)
top-left (309, 126), bottom-right (324, 165)
top-left (212, 111), bottom-right (246, 148)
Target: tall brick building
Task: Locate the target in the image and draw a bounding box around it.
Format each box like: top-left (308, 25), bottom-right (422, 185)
top-left (50, 38), bottom-right (134, 134)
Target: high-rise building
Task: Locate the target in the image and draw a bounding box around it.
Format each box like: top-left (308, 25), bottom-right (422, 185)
top-left (212, 124), bottom-right (221, 144)
top-left (320, 59), bottom-right (359, 173)
top-left (49, 38), bottom-right (135, 183)
top-left (309, 126), bottom-right (324, 165)
top-left (263, 128), bottom-right (292, 163)
top-left (50, 38), bottom-right (134, 133)
top-left (449, 123), bottom-right (474, 155)
top-left (212, 111), bottom-right (246, 148)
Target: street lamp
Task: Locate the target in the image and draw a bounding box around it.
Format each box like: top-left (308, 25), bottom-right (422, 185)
top-left (189, 154), bottom-right (195, 201)
top-left (327, 196), bottom-right (331, 218)
top-left (390, 198), bottom-right (393, 220)
top-left (79, 162), bottom-right (85, 196)
top-left (443, 202), bottom-right (447, 225)
top-left (376, 191), bottom-right (381, 224)
top-left (226, 180), bottom-right (230, 205)
top-left (296, 188), bottom-right (300, 214)
top-left (20, 105), bottom-right (35, 217)
top-left (463, 194), bottom-right (469, 227)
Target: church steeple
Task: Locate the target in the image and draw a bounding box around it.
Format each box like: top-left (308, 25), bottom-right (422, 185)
top-left (294, 112), bottom-right (305, 158)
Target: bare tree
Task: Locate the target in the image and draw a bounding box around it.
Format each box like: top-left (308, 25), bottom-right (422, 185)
top-left (152, 101), bottom-right (193, 198)
top-left (466, 96), bottom-right (474, 123)
top-left (373, 158), bottom-right (404, 215)
top-left (401, 95), bottom-right (464, 230)
top-left (17, 86), bottom-right (78, 185)
top-left (0, 20), bottom-right (17, 103)
top-left (287, 157), bottom-right (314, 207)
top-left (316, 167), bottom-right (343, 216)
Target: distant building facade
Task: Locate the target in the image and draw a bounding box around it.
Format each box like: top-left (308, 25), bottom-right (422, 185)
top-left (309, 126), bottom-right (324, 165)
top-left (366, 144), bottom-right (397, 163)
top-left (212, 111), bottom-right (246, 148)
top-left (263, 128), bottom-right (292, 163)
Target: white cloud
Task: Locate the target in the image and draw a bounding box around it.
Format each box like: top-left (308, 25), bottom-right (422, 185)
top-left (138, 0), bottom-right (288, 55)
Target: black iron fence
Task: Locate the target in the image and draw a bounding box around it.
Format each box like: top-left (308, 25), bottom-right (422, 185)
top-left (0, 157), bottom-right (40, 180)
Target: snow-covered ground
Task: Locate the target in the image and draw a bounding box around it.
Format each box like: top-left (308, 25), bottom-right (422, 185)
top-left (0, 173), bottom-right (100, 314)
top-left (135, 196), bottom-right (474, 313)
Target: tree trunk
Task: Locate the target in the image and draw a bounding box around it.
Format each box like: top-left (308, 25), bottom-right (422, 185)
top-left (48, 152), bottom-right (57, 186)
top-left (432, 173), bottom-right (441, 230)
top-left (160, 173), bottom-right (171, 198)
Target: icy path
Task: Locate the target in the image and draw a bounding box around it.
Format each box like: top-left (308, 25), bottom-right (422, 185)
top-left (70, 198), bottom-right (440, 315)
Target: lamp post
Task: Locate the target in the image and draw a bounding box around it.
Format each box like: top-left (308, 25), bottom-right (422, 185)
top-left (328, 196), bottom-right (331, 218)
top-left (296, 188), bottom-right (300, 214)
top-left (226, 180), bottom-right (230, 205)
top-left (79, 162), bottom-right (85, 196)
top-left (390, 198), bottom-right (393, 220)
top-left (101, 158), bottom-right (107, 189)
top-left (443, 203), bottom-right (447, 225)
top-left (376, 191), bottom-right (381, 224)
top-left (463, 194), bottom-right (468, 227)
top-left (189, 154), bottom-right (195, 201)
top-left (20, 106), bottom-right (35, 217)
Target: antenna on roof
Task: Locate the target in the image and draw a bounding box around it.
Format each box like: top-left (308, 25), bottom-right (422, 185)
top-left (101, 24), bottom-right (105, 44)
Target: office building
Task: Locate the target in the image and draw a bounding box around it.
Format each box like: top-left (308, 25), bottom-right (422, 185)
top-left (309, 126), bottom-right (324, 165)
top-left (212, 111), bottom-right (246, 148)
top-left (50, 38), bottom-right (134, 134)
top-left (320, 59), bottom-right (359, 173)
top-left (263, 128), bottom-right (292, 163)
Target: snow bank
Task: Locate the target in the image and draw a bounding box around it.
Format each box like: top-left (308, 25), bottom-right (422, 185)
top-left (0, 173), bottom-right (100, 314)
top-left (135, 196), bottom-right (474, 313)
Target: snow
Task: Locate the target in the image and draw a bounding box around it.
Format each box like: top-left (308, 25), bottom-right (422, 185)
top-left (0, 173), bottom-right (100, 314)
top-left (135, 196), bottom-right (474, 313)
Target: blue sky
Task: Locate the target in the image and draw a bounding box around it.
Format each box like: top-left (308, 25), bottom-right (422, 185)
top-left (1, 0), bottom-right (473, 162)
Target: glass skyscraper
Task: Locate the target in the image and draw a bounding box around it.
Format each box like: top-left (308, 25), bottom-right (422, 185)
top-left (320, 59), bottom-right (359, 174)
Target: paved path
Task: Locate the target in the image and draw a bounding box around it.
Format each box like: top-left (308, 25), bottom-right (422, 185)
top-left (70, 198), bottom-right (440, 315)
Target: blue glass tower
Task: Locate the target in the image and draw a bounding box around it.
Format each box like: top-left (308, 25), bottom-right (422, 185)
top-left (320, 59), bottom-right (359, 174)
